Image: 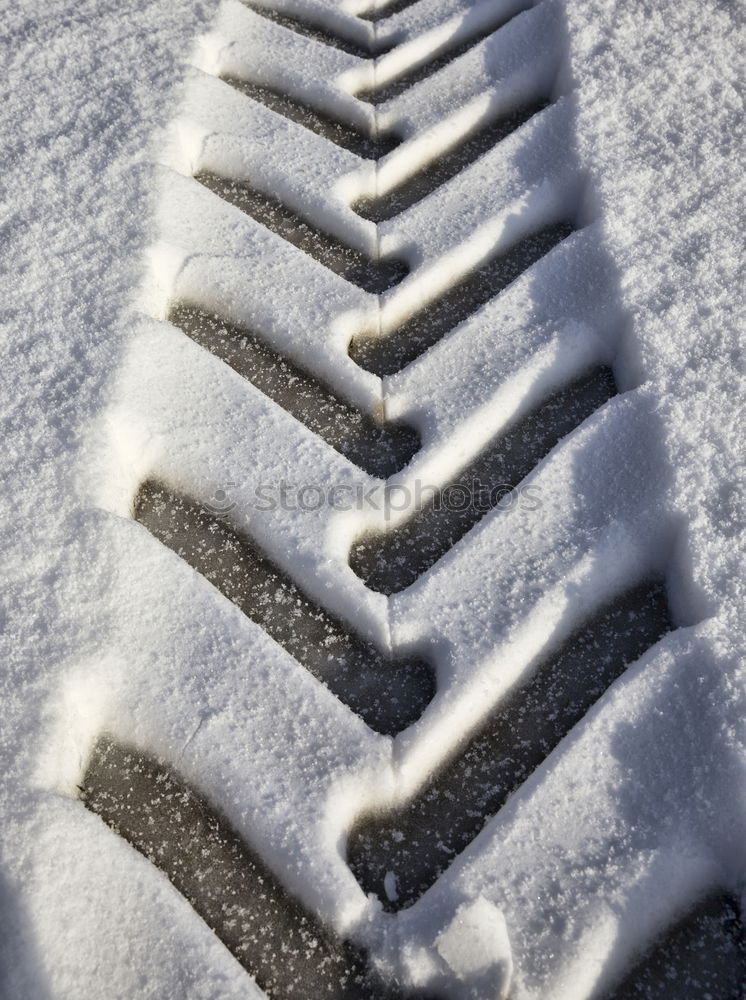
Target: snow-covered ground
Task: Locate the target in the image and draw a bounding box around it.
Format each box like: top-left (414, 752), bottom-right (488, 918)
top-left (0, 0), bottom-right (744, 997)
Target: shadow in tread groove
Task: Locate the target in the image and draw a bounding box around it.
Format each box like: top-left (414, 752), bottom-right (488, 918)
top-left (246, 0), bottom-right (523, 106)
top-left (358, 0), bottom-right (422, 23)
top-left (348, 580), bottom-right (674, 911)
top-left (351, 366), bottom-right (617, 594)
top-left (170, 304), bottom-right (419, 479)
top-left (222, 76), bottom-right (401, 160)
top-left (354, 100), bottom-right (549, 223)
top-left (356, 10), bottom-right (528, 106)
top-left (244, 3), bottom-right (388, 58)
top-left (603, 893), bottom-right (746, 1000)
top-left (350, 222), bottom-right (574, 376)
top-left (196, 172), bottom-right (408, 294)
top-left (81, 739), bottom-right (425, 999)
top-left (135, 483), bottom-right (435, 736)
top-left (358, 0), bottom-right (421, 23)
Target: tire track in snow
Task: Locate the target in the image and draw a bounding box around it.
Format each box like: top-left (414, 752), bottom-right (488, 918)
top-left (351, 366), bottom-right (616, 593)
top-left (194, 171), bottom-right (409, 294)
top-left (81, 738), bottom-right (421, 1000)
top-left (348, 580), bottom-right (672, 909)
top-left (353, 99), bottom-right (547, 223)
top-left (169, 304), bottom-right (419, 479)
top-left (355, 2), bottom-right (530, 106)
top-left (79, 0), bottom-right (744, 996)
top-left (245, 3), bottom-right (383, 58)
top-left (223, 75), bottom-right (401, 157)
top-left (135, 481), bottom-right (434, 736)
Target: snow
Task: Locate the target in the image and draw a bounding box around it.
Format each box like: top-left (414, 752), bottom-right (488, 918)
top-left (435, 897), bottom-right (512, 984)
top-left (0, 0), bottom-right (743, 997)
top-left (384, 870), bottom-right (398, 901)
